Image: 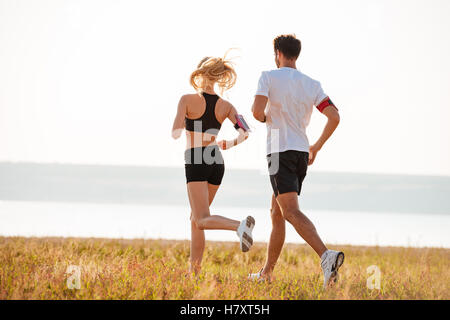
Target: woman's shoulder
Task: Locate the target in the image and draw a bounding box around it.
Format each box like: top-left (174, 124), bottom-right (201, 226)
top-left (179, 93), bottom-right (204, 110)
top-left (180, 93), bottom-right (201, 101)
top-left (217, 96), bottom-right (233, 109)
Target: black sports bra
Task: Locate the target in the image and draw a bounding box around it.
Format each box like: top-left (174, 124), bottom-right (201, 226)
top-left (185, 92), bottom-right (222, 133)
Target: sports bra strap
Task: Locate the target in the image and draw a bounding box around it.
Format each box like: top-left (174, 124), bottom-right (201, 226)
top-left (185, 92), bottom-right (222, 133)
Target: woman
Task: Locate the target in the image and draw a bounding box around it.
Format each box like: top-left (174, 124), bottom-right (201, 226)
top-left (171, 54), bottom-right (255, 274)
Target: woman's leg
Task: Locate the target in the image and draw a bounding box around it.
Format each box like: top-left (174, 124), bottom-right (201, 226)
top-left (189, 183), bottom-right (220, 274)
top-left (190, 219), bottom-right (204, 274)
top-left (187, 182), bottom-right (240, 231)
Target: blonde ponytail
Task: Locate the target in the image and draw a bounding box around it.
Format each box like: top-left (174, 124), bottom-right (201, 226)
top-left (190, 51), bottom-right (237, 95)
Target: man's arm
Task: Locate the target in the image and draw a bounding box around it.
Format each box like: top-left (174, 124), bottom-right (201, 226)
top-left (252, 95), bottom-right (268, 122)
top-left (309, 100), bottom-right (340, 165)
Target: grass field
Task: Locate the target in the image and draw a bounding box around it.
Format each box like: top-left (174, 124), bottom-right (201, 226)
top-left (0, 236), bottom-right (448, 300)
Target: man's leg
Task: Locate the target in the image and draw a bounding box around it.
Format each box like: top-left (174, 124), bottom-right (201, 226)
top-left (260, 194), bottom-right (286, 278)
top-left (276, 192), bottom-right (327, 257)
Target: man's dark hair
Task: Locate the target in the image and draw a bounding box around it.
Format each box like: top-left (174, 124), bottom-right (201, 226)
top-left (273, 34), bottom-right (301, 60)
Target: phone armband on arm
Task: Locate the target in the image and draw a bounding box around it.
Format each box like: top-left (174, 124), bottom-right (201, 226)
top-left (316, 97), bottom-right (338, 113)
top-left (234, 114), bottom-right (251, 132)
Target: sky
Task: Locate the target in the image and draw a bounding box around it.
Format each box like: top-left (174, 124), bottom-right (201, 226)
top-left (1, 0), bottom-right (450, 176)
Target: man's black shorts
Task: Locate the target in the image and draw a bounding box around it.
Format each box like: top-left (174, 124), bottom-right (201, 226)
top-left (267, 150), bottom-right (309, 196)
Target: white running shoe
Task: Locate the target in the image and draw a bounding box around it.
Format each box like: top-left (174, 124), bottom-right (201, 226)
top-left (248, 268), bottom-right (265, 282)
top-left (236, 216), bottom-right (255, 252)
top-left (321, 250), bottom-right (345, 289)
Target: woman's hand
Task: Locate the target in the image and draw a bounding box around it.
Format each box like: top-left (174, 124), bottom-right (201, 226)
top-left (218, 140), bottom-right (231, 150)
top-left (218, 129), bottom-right (249, 150)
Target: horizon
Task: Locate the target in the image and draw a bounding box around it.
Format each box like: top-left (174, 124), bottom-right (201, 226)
top-left (1, 160), bottom-right (450, 178)
top-left (2, 161), bottom-right (450, 215)
top-left (2, 161), bottom-right (449, 248)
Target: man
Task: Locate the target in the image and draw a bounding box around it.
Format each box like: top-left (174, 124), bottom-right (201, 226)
top-left (251, 34), bottom-right (344, 289)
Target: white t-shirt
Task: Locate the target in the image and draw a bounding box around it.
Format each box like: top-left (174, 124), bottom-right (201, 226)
top-left (255, 67), bottom-right (327, 155)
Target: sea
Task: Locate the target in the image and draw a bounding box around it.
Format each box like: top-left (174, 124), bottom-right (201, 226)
top-left (0, 162), bottom-right (449, 248)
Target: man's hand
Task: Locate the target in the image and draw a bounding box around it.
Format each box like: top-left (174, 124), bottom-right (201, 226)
top-left (308, 144), bottom-right (321, 165)
top-left (309, 100), bottom-right (340, 165)
top-left (252, 95), bottom-right (268, 122)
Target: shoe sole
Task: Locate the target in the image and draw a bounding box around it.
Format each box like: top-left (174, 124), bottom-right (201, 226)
top-left (241, 216), bottom-right (255, 252)
top-left (328, 252), bottom-right (345, 286)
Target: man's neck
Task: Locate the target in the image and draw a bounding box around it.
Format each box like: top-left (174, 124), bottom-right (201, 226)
top-left (279, 63), bottom-right (296, 69)
top-left (279, 60), bottom-right (297, 69)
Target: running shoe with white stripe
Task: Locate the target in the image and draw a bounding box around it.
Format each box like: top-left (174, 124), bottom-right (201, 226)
top-left (248, 268), bottom-right (265, 282)
top-left (321, 250), bottom-right (345, 289)
top-left (236, 216), bottom-right (255, 252)
top-left (248, 268), bottom-right (271, 282)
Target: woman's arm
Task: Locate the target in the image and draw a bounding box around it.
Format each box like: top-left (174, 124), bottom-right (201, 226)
top-left (171, 95), bottom-right (187, 139)
top-left (218, 103), bottom-right (249, 150)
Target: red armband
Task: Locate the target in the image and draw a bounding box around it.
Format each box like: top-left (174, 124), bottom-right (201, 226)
top-left (316, 97), bottom-right (338, 113)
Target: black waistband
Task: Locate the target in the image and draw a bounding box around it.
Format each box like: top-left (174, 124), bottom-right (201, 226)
top-left (184, 145), bottom-right (224, 165)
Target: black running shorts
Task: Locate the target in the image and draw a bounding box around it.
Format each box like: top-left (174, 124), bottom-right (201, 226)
top-left (267, 150), bottom-right (309, 196)
top-left (184, 145), bottom-right (225, 185)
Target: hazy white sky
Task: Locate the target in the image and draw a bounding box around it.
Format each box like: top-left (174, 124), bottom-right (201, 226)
top-left (1, 0), bottom-right (450, 176)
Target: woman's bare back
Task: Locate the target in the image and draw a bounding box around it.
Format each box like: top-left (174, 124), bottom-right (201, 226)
top-left (184, 93), bottom-right (234, 148)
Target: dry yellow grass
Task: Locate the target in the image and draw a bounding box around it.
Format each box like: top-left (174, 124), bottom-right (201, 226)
top-left (0, 236), bottom-right (448, 300)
